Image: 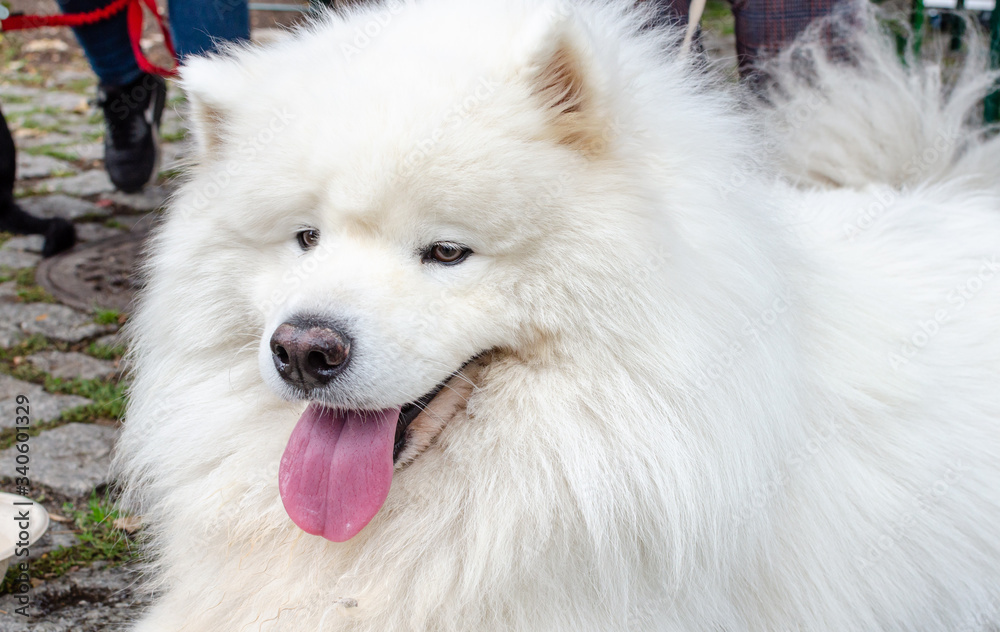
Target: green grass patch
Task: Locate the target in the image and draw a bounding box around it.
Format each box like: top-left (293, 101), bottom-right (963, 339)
top-left (0, 34), bottom-right (24, 66)
top-left (103, 218), bottom-right (126, 230)
top-left (0, 334), bottom-right (56, 364)
top-left (50, 376), bottom-right (127, 424)
top-left (94, 308), bottom-right (122, 326)
top-left (160, 128), bottom-right (187, 143)
top-left (0, 335), bottom-right (125, 431)
top-left (0, 492), bottom-right (136, 590)
top-left (703, 0), bottom-right (735, 37)
top-left (85, 341), bottom-right (126, 361)
top-left (13, 268), bottom-right (55, 304)
top-left (0, 94), bottom-right (30, 105)
top-left (157, 167), bottom-right (185, 181)
top-left (63, 77), bottom-right (97, 94)
top-left (0, 232), bottom-right (12, 248)
top-left (8, 73), bottom-right (45, 87)
top-left (0, 418), bottom-right (65, 452)
top-left (18, 118), bottom-right (62, 133)
top-left (24, 145), bottom-right (81, 163)
top-left (0, 334), bottom-right (62, 386)
top-left (6, 361), bottom-right (46, 384)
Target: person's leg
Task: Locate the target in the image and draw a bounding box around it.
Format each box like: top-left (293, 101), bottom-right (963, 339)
top-left (55, 0), bottom-right (164, 192)
top-left (169, 0), bottom-right (250, 58)
top-left (731, 0), bottom-right (844, 77)
top-left (0, 107), bottom-right (76, 256)
top-left (54, 0), bottom-right (143, 86)
top-left (0, 106), bottom-right (15, 196)
top-left (642, 0), bottom-right (693, 29)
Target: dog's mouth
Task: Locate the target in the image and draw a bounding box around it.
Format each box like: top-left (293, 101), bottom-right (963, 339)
top-left (393, 381), bottom-right (448, 463)
top-left (278, 359), bottom-right (483, 543)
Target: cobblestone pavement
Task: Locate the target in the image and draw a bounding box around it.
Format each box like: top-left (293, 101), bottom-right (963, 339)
top-left (0, 30), bottom-right (172, 630)
top-left (0, 4), bottom-right (233, 626)
top-left (0, 4), bottom-right (738, 630)
top-left (0, 2), bottom-right (325, 625)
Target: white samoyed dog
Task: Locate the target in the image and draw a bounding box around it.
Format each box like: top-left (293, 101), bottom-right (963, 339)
top-left (117, 0), bottom-right (1000, 630)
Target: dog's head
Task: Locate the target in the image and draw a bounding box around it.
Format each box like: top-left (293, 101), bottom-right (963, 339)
top-left (165, 0), bottom-right (700, 543)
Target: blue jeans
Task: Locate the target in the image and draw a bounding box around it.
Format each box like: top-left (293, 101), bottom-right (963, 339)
top-left (57, 0), bottom-right (250, 86)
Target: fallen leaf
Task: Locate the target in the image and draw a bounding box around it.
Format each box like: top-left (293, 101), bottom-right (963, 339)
top-left (23, 39), bottom-right (70, 54)
top-left (113, 515), bottom-right (143, 533)
top-left (48, 513), bottom-right (71, 523)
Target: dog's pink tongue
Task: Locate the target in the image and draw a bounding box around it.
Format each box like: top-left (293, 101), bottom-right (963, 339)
top-left (279, 404), bottom-right (399, 542)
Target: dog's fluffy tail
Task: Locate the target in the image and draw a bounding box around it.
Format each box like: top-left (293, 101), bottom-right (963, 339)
top-left (761, 3), bottom-right (1000, 190)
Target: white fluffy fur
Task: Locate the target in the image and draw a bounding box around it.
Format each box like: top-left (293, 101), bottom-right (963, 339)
top-left (117, 1), bottom-right (1000, 630)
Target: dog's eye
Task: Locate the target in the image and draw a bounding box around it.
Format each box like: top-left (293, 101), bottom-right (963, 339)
top-left (424, 243), bottom-right (471, 265)
top-left (296, 229), bottom-right (320, 250)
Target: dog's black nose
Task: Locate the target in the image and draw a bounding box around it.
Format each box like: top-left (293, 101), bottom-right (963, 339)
top-left (270, 319), bottom-right (351, 391)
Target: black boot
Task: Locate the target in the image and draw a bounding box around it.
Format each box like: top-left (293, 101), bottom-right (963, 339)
top-left (0, 107), bottom-right (76, 257)
top-left (96, 73), bottom-right (167, 193)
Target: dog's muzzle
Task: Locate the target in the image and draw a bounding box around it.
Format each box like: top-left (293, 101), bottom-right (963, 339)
top-left (269, 316), bottom-right (351, 392)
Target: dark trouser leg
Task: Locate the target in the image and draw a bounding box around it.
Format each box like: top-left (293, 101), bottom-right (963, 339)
top-left (732, 0), bottom-right (845, 78)
top-left (643, 0), bottom-right (845, 78)
top-left (55, 0), bottom-right (143, 87)
top-left (0, 108), bottom-right (77, 256)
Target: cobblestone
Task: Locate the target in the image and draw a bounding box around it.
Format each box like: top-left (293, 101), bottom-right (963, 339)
top-left (0, 375), bottom-right (91, 429)
top-left (0, 565), bottom-right (146, 631)
top-left (0, 424), bottom-right (117, 496)
top-left (0, 303), bottom-right (114, 346)
top-left (26, 352), bottom-right (119, 381)
top-left (31, 171), bottom-right (115, 197)
top-left (18, 194), bottom-right (105, 221)
top-left (15, 154), bottom-right (76, 180)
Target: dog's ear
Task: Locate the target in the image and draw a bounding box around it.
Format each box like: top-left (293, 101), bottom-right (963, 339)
top-left (517, 4), bottom-right (610, 156)
top-left (178, 56), bottom-right (246, 162)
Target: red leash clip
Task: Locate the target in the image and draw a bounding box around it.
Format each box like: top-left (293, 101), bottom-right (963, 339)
top-left (0, 0), bottom-right (178, 77)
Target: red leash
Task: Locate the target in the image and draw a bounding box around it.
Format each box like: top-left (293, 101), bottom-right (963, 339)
top-left (0, 0), bottom-right (178, 77)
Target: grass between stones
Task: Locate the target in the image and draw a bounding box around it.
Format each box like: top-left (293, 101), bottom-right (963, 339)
top-left (0, 332), bottom-right (128, 449)
top-left (51, 377), bottom-right (127, 424)
top-left (0, 336), bottom-right (133, 585)
top-left (160, 129), bottom-right (187, 143)
top-left (93, 308), bottom-right (123, 326)
top-left (0, 492), bottom-right (136, 591)
top-left (704, 0), bottom-right (736, 37)
top-left (11, 268), bottom-right (56, 304)
top-left (24, 145), bottom-right (82, 163)
top-left (0, 334), bottom-right (55, 363)
top-left (64, 78), bottom-right (98, 95)
top-left (86, 341), bottom-right (127, 361)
